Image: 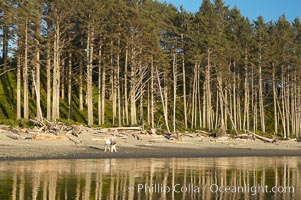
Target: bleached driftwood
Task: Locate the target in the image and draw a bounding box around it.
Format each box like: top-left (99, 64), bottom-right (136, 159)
top-left (29, 119), bottom-right (83, 138)
top-left (65, 134), bottom-right (82, 144)
top-left (235, 133), bottom-right (254, 140)
top-left (66, 125), bottom-right (82, 137)
top-left (195, 130), bottom-right (210, 137)
top-left (98, 127), bottom-right (143, 133)
top-left (6, 134), bottom-right (19, 140)
top-left (247, 131), bottom-right (276, 143)
top-left (0, 126), bottom-right (20, 134)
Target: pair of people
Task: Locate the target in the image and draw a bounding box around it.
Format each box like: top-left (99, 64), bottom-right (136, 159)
top-left (104, 138), bottom-right (117, 152)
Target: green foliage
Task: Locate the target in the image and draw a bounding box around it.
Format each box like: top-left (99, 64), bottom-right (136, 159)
top-left (0, 0), bottom-right (300, 139)
top-left (0, 119), bottom-right (34, 128)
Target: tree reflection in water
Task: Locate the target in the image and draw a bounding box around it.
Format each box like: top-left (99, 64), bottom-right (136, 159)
top-left (0, 157), bottom-right (300, 200)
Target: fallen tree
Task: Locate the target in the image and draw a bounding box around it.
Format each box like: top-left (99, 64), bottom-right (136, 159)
top-left (247, 131), bottom-right (276, 143)
top-left (234, 133), bottom-right (254, 140)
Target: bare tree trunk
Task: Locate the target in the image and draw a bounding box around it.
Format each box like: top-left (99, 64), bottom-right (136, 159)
top-left (129, 47), bottom-right (137, 125)
top-left (281, 66), bottom-right (287, 137)
top-left (285, 73), bottom-right (290, 138)
top-left (87, 23), bottom-right (94, 126)
top-left (164, 69), bottom-right (168, 126)
top-left (117, 39), bottom-right (121, 126)
top-left (79, 61), bottom-right (84, 110)
top-left (272, 63), bottom-right (278, 135)
top-left (224, 89), bottom-right (228, 129)
top-left (206, 49), bottom-right (212, 130)
top-left (251, 65), bottom-right (257, 131)
top-left (79, 37), bottom-right (84, 111)
top-left (98, 45), bottom-right (102, 125)
top-left (124, 46), bottom-right (129, 125)
top-left (237, 77), bottom-right (242, 130)
top-left (147, 82), bottom-right (150, 125)
top-left (23, 20), bottom-right (29, 119)
top-left (139, 63), bottom-right (144, 126)
top-left (46, 34), bottom-right (52, 120)
top-left (35, 36), bottom-right (42, 121)
top-left (130, 79), bottom-right (137, 125)
top-left (215, 91), bottom-right (219, 129)
top-left (150, 57), bottom-right (154, 128)
top-left (112, 42), bottom-right (117, 125)
top-left (68, 52), bottom-right (72, 119)
top-left (101, 52), bottom-right (106, 124)
top-left (181, 34), bottom-right (187, 129)
top-left (291, 70), bottom-right (296, 136)
top-left (296, 74), bottom-right (301, 139)
top-left (217, 74), bottom-right (238, 135)
top-left (56, 37), bottom-right (61, 120)
top-left (191, 64), bottom-right (196, 128)
top-left (2, 11), bottom-right (9, 66)
top-left (217, 69), bottom-right (224, 128)
top-left (172, 53), bottom-right (177, 132)
top-left (243, 47), bottom-right (249, 132)
top-left (197, 64), bottom-right (202, 128)
top-left (52, 20), bottom-right (60, 120)
top-left (292, 70), bottom-right (297, 137)
top-left (61, 59), bottom-right (65, 100)
top-left (234, 71), bottom-right (241, 130)
top-left (17, 38), bottom-right (21, 119)
top-left (233, 62), bottom-right (237, 130)
top-left (254, 92), bottom-right (258, 131)
top-left (32, 71), bottom-right (43, 122)
top-left (258, 45), bottom-right (265, 132)
top-left (155, 66), bottom-right (170, 133)
top-left (202, 83), bottom-right (206, 128)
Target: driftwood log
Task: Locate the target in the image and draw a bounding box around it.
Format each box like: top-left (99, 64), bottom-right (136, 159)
top-left (247, 131), bottom-right (276, 143)
top-left (234, 133), bottom-right (254, 140)
top-left (98, 127), bottom-right (143, 133)
top-left (66, 125), bottom-right (82, 137)
top-left (195, 130), bottom-right (210, 137)
top-left (6, 134), bottom-right (19, 140)
top-left (0, 126), bottom-right (20, 135)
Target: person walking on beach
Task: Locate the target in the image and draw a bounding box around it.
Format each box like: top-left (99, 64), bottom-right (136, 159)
top-left (110, 138), bottom-right (117, 152)
top-left (104, 138), bottom-right (111, 152)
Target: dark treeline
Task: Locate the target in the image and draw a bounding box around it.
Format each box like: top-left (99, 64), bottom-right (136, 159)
top-left (1, 0), bottom-right (301, 138)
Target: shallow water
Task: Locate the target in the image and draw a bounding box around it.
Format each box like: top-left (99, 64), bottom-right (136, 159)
top-left (0, 157), bottom-right (300, 200)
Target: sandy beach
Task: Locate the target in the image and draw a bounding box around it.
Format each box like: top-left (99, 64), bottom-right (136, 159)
top-left (1, 127), bottom-right (301, 161)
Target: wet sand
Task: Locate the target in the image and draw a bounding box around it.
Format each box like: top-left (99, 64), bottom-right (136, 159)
top-left (1, 127), bottom-right (301, 161)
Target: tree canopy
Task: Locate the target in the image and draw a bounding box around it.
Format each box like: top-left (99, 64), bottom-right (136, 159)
top-left (0, 0), bottom-right (301, 138)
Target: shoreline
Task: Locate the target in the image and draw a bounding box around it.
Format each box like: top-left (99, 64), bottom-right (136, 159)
top-left (1, 127), bottom-right (301, 161)
top-left (1, 145), bottom-right (301, 162)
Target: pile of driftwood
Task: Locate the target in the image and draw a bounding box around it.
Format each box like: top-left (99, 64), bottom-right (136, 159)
top-left (30, 119), bottom-right (82, 137)
top-left (0, 119), bottom-right (82, 141)
top-left (1, 121), bottom-right (291, 144)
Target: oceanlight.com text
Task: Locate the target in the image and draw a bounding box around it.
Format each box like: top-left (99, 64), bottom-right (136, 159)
top-left (134, 183), bottom-right (295, 196)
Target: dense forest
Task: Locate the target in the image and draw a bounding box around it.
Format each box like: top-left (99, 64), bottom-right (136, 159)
top-left (0, 0), bottom-right (301, 138)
